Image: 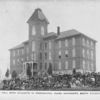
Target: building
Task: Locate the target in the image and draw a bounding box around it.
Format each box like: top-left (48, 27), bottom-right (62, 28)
top-left (9, 8), bottom-right (96, 77)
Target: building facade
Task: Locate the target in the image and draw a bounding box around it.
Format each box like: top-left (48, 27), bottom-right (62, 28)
top-left (9, 8), bottom-right (96, 77)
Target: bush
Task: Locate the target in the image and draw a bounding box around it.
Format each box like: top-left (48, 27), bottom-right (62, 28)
top-left (12, 70), bottom-right (17, 79)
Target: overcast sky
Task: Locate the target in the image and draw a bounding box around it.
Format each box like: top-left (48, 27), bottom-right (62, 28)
top-left (0, 0), bottom-right (99, 77)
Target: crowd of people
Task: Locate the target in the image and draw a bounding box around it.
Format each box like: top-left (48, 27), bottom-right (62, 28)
top-left (2, 72), bottom-right (100, 90)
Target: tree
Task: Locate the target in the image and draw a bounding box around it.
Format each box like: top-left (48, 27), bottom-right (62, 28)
top-left (12, 70), bottom-right (17, 79)
top-left (48, 63), bottom-right (52, 75)
top-left (5, 69), bottom-right (10, 78)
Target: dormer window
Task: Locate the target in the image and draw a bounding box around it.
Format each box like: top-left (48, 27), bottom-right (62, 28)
top-left (41, 26), bottom-right (44, 35)
top-left (32, 26), bottom-right (36, 35)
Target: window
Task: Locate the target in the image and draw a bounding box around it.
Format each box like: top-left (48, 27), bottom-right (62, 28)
top-left (73, 60), bottom-right (75, 69)
top-left (49, 52), bottom-right (51, 60)
top-left (41, 26), bottom-right (44, 35)
top-left (72, 48), bottom-right (75, 57)
top-left (59, 51), bottom-right (61, 59)
top-left (13, 60), bottom-right (15, 65)
top-left (82, 38), bottom-right (85, 46)
top-left (45, 42), bottom-right (47, 50)
top-left (58, 41), bottom-right (61, 48)
top-left (65, 39), bottom-right (68, 47)
top-left (91, 50), bottom-right (93, 60)
top-left (82, 49), bottom-right (85, 58)
top-left (32, 41), bottom-right (35, 52)
top-left (45, 52), bottom-right (47, 60)
top-left (65, 61), bottom-right (68, 69)
top-left (87, 50), bottom-right (89, 59)
top-left (49, 41), bottom-right (51, 49)
top-left (65, 50), bottom-right (68, 57)
top-left (72, 37), bottom-right (75, 46)
top-left (59, 62), bottom-right (61, 70)
top-left (83, 60), bottom-right (85, 69)
top-left (32, 26), bottom-right (36, 35)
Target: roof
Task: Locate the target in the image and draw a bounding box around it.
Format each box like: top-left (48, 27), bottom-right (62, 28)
top-left (27, 8), bottom-right (49, 24)
top-left (56, 29), bottom-right (97, 42)
top-left (43, 32), bottom-right (57, 39)
top-left (56, 29), bottom-right (81, 40)
top-left (9, 40), bottom-right (29, 50)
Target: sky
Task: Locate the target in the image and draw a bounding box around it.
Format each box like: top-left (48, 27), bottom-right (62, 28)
top-left (0, 0), bottom-right (99, 78)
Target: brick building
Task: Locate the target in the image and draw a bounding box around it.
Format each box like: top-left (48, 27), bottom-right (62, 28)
top-left (9, 8), bottom-right (96, 77)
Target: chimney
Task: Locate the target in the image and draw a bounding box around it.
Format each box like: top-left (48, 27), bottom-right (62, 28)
top-left (57, 26), bottom-right (60, 35)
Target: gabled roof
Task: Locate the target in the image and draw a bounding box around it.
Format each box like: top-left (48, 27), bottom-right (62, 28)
top-left (9, 40), bottom-right (29, 50)
top-left (43, 32), bottom-right (57, 39)
top-left (56, 29), bottom-right (97, 42)
top-left (56, 29), bottom-right (81, 40)
top-left (27, 8), bottom-right (49, 24)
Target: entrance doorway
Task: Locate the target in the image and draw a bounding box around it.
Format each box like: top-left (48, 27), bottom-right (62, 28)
top-left (23, 61), bottom-right (38, 77)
